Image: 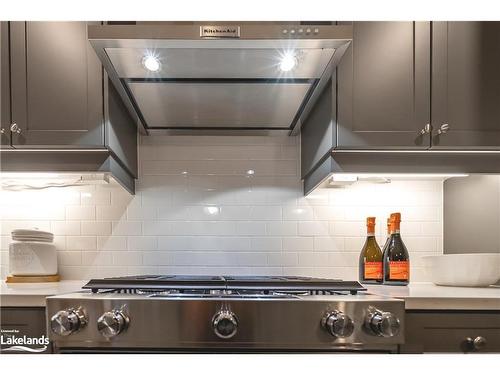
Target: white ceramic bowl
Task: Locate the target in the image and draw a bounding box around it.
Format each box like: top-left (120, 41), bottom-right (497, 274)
top-left (422, 254), bottom-right (500, 287)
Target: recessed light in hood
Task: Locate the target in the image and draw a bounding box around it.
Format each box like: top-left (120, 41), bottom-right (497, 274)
top-left (142, 55), bottom-right (161, 72)
top-left (279, 51), bottom-right (297, 72)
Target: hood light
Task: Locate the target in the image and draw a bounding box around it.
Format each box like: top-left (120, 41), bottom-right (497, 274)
top-left (329, 173), bottom-right (469, 186)
top-left (142, 55), bottom-right (161, 72)
top-left (279, 52), bottom-right (297, 72)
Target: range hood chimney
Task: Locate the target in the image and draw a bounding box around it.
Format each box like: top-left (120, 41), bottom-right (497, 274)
top-left (88, 22), bottom-right (352, 135)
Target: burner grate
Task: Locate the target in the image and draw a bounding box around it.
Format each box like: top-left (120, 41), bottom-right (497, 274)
top-left (83, 275), bottom-right (366, 295)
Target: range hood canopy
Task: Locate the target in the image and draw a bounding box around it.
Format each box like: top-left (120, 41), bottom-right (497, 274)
top-left (88, 22), bottom-right (352, 135)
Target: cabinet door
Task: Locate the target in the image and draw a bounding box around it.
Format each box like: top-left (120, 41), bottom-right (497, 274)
top-left (432, 22), bottom-right (500, 149)
top-left (9, 22), bottom-right (104, 147)
top-left (402, 311), bottom-right (500, 353)
top-left (1, 22), bottom-right (11, 148)
top-left (337, 22), bottom-right (431, 149)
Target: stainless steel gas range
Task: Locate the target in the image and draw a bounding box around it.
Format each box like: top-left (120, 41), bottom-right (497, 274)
top-left (46, 275), bottom-right (405, 353)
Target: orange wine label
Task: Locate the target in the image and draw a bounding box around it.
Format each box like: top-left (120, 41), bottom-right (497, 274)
top-left (364, 261), bottom-right (383, 279)
top-left (389, 261), bottom-right (409, 280)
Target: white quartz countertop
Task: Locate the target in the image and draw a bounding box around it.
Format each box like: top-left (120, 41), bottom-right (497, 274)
top-left (0, 280), bottom-right (86, 307)
top-left (1, 280), bottom-right (499, 310)
top-left (366, 282), bottom-right (500, 310)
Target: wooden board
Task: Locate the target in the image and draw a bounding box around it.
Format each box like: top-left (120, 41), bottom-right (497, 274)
top-left (6, 274), bottom-right (60, 283)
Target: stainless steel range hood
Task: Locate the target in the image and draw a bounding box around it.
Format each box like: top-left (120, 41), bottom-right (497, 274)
top-left (88, 22), bottom-right (352, 135)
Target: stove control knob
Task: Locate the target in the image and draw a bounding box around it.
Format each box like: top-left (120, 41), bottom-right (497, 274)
top-left (321, 310), bottom-right (354, 338)
top-left (97, 310), bottom-right (130, 339)
top-left (366, 310), bottom-right (400, 337)
top-left (50, 307), bottom-right (87, 336)
top-left (213, 310), bottom-right (238, 339)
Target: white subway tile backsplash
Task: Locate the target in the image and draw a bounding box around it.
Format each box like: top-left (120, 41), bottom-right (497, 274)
top-left (81, 221), bottom-right (111, 236)
top-left (143, 252), bottom-right (170, 266)
top-left (127, 201), bottom-right (157, 220)
top-left (113, 251), bottom-right (143, 266)
top-left (421, 222), bottom-right (442, 236)
top-left (313, 237), bottom-right (345, 252)
top-left (250, 237), bottom-right (282, 252)
top-left (97, 236), bottom-right (128, 251)
top-left (298, 221), bottom-right (330, 236)
top-left (66, 236), bottom-right (97, 251)
top-left (328, 253), bottom-right (359, 267)
top-left (0, 205), bottom-right (65, 220)
top-left (403, 237), bottom-right (438, 252)
top-left (112, 221), bottom-right (143, 236)
top-left (96, 205), bottom-right (128, 221)
top-left (51, 221), bottom-right (81, 236)
top-left (235, 221), bottom-right (266, 236)
top-left (170, 221), bottom-right (236, 236)
top-left (128, 236), bottom-right (158, 251)
top-left (82, 251), bottom-right (113, 266)
top-left (313, 206), bottom-right (345, 221)
top-left (344, 237), bottom-right (366, 252)
top-left (267, 252), bottom-right (299, 267)
top-left (0, 135), bottom-right (443, 281)
top-left (157, 236), bottom-right (251, 251)
top-left (142, 221), bottom-right (171, 236)
top-left (58, 251), bottom-right (82, 266)
top-left (283, 237), bottom-right (313, 251)
top-left (81, 191), bottom-right (111, 206)
top-left (330, 222), bottom-right (365, 237)
top-left (66, 206), bottom-right (95, 220)
top-left (266, 222), bottom-right (298, 236)
top-left (53, 236), bottom-right (66, 251)
top-left (282, 206), bottom-right (314, 221)
top-left (1, 236), bottom-right (10, 250)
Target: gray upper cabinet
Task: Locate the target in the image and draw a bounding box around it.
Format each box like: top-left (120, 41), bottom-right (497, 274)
top-left (9, 22), bottom-right (104, 147)
top-left (1, 21), bottom-right (137, 192)
top-left (104, 78), bottom-right (138, 178)
top-left (1, 22), bottom-right (11, 148)
top-left (431, 22), bottom-right (500, 149)
top-left (337, 22), bottom-right (431, 149)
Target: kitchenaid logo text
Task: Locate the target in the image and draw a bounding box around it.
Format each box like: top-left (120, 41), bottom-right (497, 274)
top-left (1, 329), bottom-right (49, 353)
top-left (200, 25), bottom-right (240, 38)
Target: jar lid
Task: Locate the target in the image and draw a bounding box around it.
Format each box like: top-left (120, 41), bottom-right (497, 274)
top-left (11, 228), bottom-right (54, 243)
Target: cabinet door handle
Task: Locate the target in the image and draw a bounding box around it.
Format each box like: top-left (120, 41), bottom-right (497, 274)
top-left (465, 336), bottom-right (487, 352)
top-left (0, 128), bottom-right (5, 135)
top-left (10, 123), bottom-right (22, 134)
top-left (437, 123), bottom-right (450, 135)
top-left (420, 123), bottom-right (432, 135)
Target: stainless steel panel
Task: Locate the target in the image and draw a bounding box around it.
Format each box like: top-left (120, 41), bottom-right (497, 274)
top-left (128, 81), bottom-right (312, 128)
top-left (47, 294), bottom-right (404, 351)
top-left (106, 48), bottom-right (335, 79)
top-left (88, 23), bottom-right (353, 135)
top-left (88, 23), bottom-right (353, 45)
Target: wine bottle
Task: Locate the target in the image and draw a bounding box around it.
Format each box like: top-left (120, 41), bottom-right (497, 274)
top-left (381, 217), bottom-right (391, 253)
top-left (359, 217), bottom-right (383, 284)
top-left (383, 212), bottom-right (410, 285)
